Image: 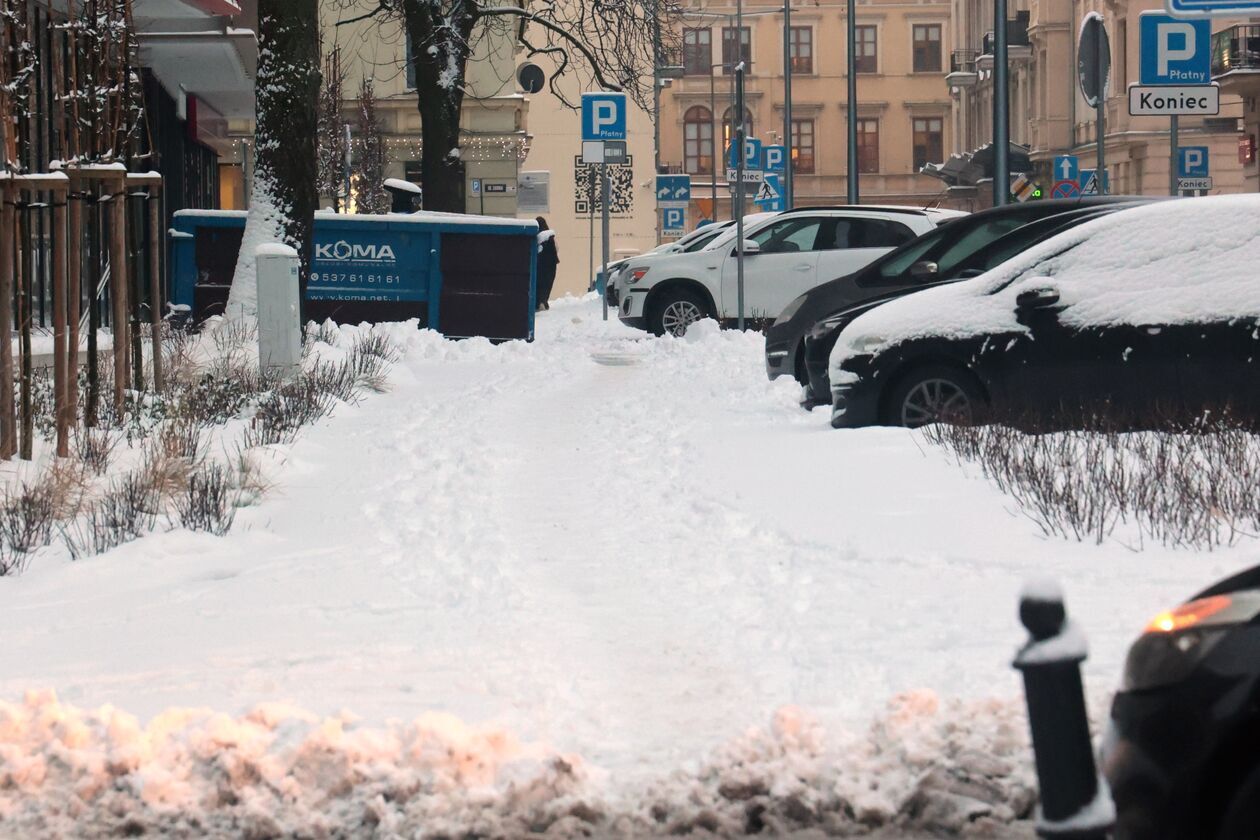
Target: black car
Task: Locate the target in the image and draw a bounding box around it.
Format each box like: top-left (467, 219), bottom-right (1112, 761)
top-left (798, 205), bottom-right (1133, 408)
top-left (1103, 564), bottom-right (1260, 839)
top-left (826, 196), bottom-right (1260, 429)
top-left (764, 197), bottom-right (1147, 385)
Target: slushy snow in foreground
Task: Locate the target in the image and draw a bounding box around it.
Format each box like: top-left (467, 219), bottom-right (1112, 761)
top-left (0, 297), bottom-right (1251, 836)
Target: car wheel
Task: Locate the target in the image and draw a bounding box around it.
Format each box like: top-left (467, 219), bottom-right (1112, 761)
top-left (884, 365), bottom-right (984, 428)
top-left (1218, 764), bottom-right (1260, 840)
top-left (649, 289), bottom-right (708, 337)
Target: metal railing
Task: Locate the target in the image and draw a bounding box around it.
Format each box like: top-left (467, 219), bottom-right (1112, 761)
top-left (950, 49), bottom-right (978, 74)
top-left (1212, 25), bottom-right (1260, 76)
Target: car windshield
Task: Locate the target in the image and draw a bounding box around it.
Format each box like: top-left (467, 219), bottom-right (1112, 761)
top-left (683, 230), bottom-right (722, 252)
top-left (876, 210), bottom-right (1043, 280)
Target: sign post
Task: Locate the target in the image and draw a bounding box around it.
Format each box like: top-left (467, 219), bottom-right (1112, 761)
top-left (1135, 12), bottom-right (1214, 196)
top-left (1078, 14), bottom-right (1111, 195)
top-left (582, 92), bottom-right (627, 321)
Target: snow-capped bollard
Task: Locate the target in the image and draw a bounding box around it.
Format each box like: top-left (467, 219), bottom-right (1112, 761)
top-left (254, 243), bottom-right (301, 376)
top-left (384, 177), bottom-right (421, 213)
top-left (1014, 578), bottom-right (1114, 839)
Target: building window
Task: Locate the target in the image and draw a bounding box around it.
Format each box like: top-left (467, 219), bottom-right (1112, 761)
top-left (684, 106), bottom-right (715, 174)
top-left (791, 119), bottom-right (814, 173)
top-left (855, 25), bottom-right (878, 73)
top-left (912, 117), bottom-right (944, 170)
top-left (683, 28), bottom-right (711, 76)
top-left (912, 24), bottom-right (942, 72)
top-left (857, 118), bottom-right (879, 173)
top-left (722, 106), bottom-right (754, 152)
top-left (789, 26), bottom-right (813, 74)
top-left (722, 26), bottom-right (752, 73)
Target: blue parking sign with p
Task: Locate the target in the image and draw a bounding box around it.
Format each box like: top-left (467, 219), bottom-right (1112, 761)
top-left (1178, 146), bottom-right (1210, 178)
top-left (581, 92), bottom-right (627, 141)
top-left (662, 207), bottom-right (686, 237)
top-left (1140, 14), bottom-right (1210, 85)
top-left (762, 145), bottom-right (787, 172)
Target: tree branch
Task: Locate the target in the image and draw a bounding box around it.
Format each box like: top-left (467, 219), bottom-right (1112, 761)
top-left (478, 6), bottom-right (624, 93)
top-left (335, 0), bottom-right (390, 27)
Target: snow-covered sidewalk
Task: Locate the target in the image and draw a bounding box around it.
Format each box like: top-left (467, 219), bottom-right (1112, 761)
top-left (0, 296), bottom-right (1251, 836)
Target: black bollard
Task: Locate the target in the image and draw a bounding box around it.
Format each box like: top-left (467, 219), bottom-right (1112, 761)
top-left (1014, 580), bottom-right (1113, 838)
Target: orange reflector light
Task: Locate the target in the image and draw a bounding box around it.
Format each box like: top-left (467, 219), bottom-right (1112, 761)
top-left (1146, 595), bottom-right (1232, 634)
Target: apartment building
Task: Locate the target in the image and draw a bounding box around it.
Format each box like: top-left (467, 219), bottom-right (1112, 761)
top-left (945, 0), bottom-right (1248, 201)
top-left (1212, 21), bottom-right (1260, 192)
top-left (658, 0), bottom-right (957, 221)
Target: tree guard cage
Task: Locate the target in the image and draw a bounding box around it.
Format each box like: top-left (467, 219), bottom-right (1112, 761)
top-left (0, 0), bottom-right (169, 461)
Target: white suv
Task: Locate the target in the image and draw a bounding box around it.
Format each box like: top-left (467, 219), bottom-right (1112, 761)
top-left (615, 206), bottom-right (963, 336)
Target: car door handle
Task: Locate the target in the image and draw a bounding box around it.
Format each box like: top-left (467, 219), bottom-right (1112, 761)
top-left (794, 264), bottom-right (812, 272)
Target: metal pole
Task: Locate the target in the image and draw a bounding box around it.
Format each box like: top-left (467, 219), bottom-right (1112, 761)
top-left (993, 0), bottom-right (1009, 206)
top-left (711, 63), bottom-right (719, 220)
top-left (601, 163), bottom-right (610, 322)
top-left (1096, 24), bottom-right (1106, 196)
top-left (846, 0), bottom-right (858, 203)
top-left (1169, 115), bottom-right (1180, 197)
top-left (735, 62), bottom-right (747, 331)
top-left (782, 0), bottom-right (794, 210)
top-left (653, 0), bottom-right (662, 241)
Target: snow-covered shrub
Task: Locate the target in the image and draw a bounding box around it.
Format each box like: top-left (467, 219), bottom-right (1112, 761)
top-left (73, 428), bottom-right (120, 476)
top-left (923, 418), bottom-right (1260, 548)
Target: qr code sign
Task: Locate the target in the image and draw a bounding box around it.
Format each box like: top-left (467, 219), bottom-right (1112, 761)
top-left (574, 156), bottom-right (634, 217)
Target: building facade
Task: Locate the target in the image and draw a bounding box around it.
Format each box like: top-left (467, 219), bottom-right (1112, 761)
top-left (945, 0), bottom-right (1249, 202)
top-left (659, 0), bottom-right (957, 223)
top-left (1212, 20), bottom-right (1260, 193)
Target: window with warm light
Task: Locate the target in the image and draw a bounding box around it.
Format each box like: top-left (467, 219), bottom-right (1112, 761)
top-left (791, 119), bottom-right (814, 173)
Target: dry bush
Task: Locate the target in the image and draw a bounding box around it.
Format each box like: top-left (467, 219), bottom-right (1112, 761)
top-left (74, 428), bottom-right (121, 476)
top-left (61, 471), bottom-right (162, 562)
top-left (173, 462), bottom-right (238, 535)
top-left (922, 415), bottom-right (1260, 549)
top-left (305, 321), bottom-right (341, 349)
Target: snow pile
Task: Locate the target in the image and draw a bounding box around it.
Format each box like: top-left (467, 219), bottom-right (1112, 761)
top-left (832, 195), bottom-right (1260, 376)
top-left (0, 690), bottom-right (1041, 837)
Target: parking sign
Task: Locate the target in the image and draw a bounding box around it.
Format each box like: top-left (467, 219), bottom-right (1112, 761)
top-left (662, 207), bottom-right (686, 238)
top-left (1140, 13), bottom-right (1211, 85)
top-left (762, 145), bottom-right (787, 173)
top-left (1178, 146), bottom-right (1210, 178)
top-left (581, 92), bottom-right (627, 141)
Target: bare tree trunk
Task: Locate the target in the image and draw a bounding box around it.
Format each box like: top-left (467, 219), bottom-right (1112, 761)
top-left (404, 0), bottom-right (476, 213)
top-left (226, 0), bottom-right (320, 322)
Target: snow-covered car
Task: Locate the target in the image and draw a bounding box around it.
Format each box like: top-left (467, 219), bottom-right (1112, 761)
top-left (603, 219), bottom-right (744, 307)
top-left (617, 206), bottom-right (964, 336)
top-left (827, 195), bottom-right (1260, 429)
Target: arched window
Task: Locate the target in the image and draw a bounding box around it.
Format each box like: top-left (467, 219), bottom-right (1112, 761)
top-left (722, 106), bottom-right (754, 154)
top-left (683, 106), bottom-right (714, 174)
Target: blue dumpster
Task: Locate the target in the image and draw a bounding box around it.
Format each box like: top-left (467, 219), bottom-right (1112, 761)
top-left (169, 210), bottom-right (539, 341)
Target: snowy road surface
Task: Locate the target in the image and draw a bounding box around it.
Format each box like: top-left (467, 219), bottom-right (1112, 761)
top-left (0, 296), bottom-right (1253, 835)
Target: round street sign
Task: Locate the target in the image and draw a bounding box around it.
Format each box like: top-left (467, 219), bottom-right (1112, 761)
top-left (517, 63), bottom-right (545, 94)
top-left (1078, 13), bottom-right (1111, 108)
top-left (1052, 180), bottom-right (1081, 199)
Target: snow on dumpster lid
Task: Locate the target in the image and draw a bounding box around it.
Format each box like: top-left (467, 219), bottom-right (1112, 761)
top-left (314, 209), bottom-right (538, 231)
top-left (383, 178), bottom-right (422, 194)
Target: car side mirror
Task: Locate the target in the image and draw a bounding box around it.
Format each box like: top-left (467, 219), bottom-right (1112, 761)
top-left (1015, 286), bottom-right (1061, 311)
top-left (909, 260), bottom-right (939, 280)
top-left (735, 239), bottom-right (760, 256)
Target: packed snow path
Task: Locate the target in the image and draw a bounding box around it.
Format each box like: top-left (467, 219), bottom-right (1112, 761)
top-left (0, 297), bottom-right (1252, 836)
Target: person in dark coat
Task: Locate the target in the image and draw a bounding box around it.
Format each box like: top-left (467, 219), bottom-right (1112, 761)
top-left (536, 216), bottom-right (559, 311)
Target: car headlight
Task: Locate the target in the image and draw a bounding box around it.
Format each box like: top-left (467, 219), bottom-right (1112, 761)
top-left (627, 267), bottom-right (650, 284)
top-left (1122, 595), bottom-right (1235, 691)
top-left (773, 294), bottom-right (808, 326)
